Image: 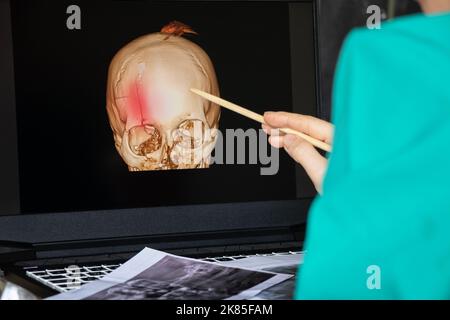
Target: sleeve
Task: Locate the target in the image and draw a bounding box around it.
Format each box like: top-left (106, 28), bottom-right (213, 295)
top-left (296, 25), bottom-right (450, 299)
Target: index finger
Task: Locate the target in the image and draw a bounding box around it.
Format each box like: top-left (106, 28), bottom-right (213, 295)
top-left (264, 111), bottom-right (334, 144)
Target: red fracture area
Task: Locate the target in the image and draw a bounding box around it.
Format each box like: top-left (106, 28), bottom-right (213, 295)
top-left (123, 79), bottom-right (153, 126)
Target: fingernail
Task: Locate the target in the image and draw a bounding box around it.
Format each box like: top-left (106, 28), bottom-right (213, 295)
top-left (264, 111), bottom-right (274, 118)
top-left (268, 136), bottom-right (276, 146)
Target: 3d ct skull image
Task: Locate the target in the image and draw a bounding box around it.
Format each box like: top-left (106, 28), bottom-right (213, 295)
top-left (106, 21), bottom-right (221, 171)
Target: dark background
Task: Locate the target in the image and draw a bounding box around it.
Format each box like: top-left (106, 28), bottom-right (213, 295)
top-left (10, 0), bottom-right (312, 214)
top-left (317, 0), bottom-right (421, 120)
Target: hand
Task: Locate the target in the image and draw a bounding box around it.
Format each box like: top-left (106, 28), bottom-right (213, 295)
top-left (262, 112), bottom-right (334, 193)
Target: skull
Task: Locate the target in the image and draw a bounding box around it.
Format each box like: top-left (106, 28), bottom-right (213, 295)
top-left (106, 23), bottom-right (220, 171)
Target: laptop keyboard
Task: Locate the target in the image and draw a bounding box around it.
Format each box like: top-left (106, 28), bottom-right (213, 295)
top-left (24, 251), bottom-right (301, 293)
top-left (25, 264), bottom-right (122, 293)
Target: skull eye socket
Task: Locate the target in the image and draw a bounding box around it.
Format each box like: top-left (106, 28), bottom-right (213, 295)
top-left (173, 119), bottom-right (205, 149)
top-left (169, 119), bottom-right (206, 167)
top-left (129, 125), bottom-right (162, 156)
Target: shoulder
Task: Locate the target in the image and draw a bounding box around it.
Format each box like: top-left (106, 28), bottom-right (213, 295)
top-left (342, 12), bottom-right (450, 56)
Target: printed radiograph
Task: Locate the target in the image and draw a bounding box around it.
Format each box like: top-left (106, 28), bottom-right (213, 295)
top-left (86, 254), bottom-right (274, 300)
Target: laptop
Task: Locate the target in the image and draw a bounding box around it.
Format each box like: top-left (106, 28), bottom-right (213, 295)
top-left (0, 0), bottom-right (319, 298)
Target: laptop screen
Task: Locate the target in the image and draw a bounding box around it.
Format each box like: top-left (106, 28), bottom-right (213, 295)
top-left (1, 0), bottom-right (317, 215)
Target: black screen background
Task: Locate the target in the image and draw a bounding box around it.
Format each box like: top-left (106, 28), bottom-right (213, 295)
top-left (10, 0), bottom-right (309, 214)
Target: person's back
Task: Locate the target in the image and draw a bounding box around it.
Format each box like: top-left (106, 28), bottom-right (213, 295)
top-left (295, 12), bottom-right (450, 299)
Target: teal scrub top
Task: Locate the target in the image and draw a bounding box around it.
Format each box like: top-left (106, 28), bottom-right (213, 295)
top-left (295, 12), bottom-right (450, 299)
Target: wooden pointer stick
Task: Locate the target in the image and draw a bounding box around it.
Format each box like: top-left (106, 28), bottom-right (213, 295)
top-left (190, 88), bottom-right (332, 152)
